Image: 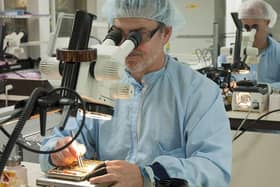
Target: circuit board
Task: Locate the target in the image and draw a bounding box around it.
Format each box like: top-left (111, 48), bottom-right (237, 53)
top-left (46, 160), bottom-right (102, 181)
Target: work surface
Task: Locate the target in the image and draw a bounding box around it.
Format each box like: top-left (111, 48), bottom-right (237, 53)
top-left (228, 110), bottom-right (280, 132)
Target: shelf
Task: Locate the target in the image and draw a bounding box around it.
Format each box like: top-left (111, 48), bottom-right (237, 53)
top-left (0, 14), bottom-right (49, 19)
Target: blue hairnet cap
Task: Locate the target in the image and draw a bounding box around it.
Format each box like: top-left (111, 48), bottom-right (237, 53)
top-left (102, 0), bottom-right (185, 35)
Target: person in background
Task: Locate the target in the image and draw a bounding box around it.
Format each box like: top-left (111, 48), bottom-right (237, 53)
top-left (40, 0), bottom-right (232, 186)
top-left (238, 0), bottom-right (280, 89)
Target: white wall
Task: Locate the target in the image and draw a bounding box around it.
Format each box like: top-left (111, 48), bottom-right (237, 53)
top-left (225, 0), bottom-right (242, 47)
top-left (168, 0), bottom-right (225, 67)
top-left (169, 0), bottom-right (214, 63)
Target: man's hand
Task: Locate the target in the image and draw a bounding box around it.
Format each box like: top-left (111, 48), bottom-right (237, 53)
top-left (89, 160), bottom-right (144, 187)
top-left (50, 137), bottom-right (86, 167)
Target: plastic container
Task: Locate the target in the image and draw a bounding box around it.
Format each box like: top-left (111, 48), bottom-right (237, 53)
top-left (0, 157), bottom-right (28, 187)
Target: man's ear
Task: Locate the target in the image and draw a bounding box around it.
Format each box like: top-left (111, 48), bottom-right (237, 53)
top-left (162, 27), bottom-right (172, 44)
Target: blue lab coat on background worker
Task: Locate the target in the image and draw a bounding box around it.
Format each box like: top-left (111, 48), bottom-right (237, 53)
top-left (250, 36), bottom-right (280, 89)
top-left (40, 55), bottom-right (232, 187)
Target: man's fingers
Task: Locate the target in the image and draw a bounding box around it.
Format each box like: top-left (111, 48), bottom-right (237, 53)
top-left (89, 173), bottom-right (118, 184)
top-left (51, 149), bottom-right (73, 165)
top-left (88, 161), bottom-right (143, 187)
top-left (61, 147), bottom-right (73, 158)
top-left (51, 153), bottom-right (66, 166)
top-left (105, 165), bottom-right (120, 174)
top-left (68, 143), bottom-right (79, 158)
top-left (51, 137), bottom-right (78, 166)
top-left (67, 139), bottom-right (86, 158)
top-left (105, 160), bottom-right (122, 166)
top-left (86, 166), bottom-right (107, 180)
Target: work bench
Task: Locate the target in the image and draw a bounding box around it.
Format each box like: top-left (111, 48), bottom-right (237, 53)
top-left (228, 110), bottom-right (280, 132)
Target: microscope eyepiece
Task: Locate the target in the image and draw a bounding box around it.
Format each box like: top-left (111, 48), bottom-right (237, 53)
top-left (104, 29), bottom-right (122, 46)
top-left (127, 31), bottom-right (142, 48)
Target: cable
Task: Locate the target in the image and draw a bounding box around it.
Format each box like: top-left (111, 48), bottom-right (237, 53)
top-left (233, 109), bottom-right (280, 141)
top-left (0, 87), bottom-right (48, 176)
top-left (0, 87), bottom-right (86, 154)
top-left (0, 87), bottom-right (86, 176)
top-left (232, 109), bottom-right (251, 141)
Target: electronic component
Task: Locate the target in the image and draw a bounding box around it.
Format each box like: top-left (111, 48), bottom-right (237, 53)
top-left (232, 82), bottom-right (271, 113)
top-left (46, 160), bottom-right (102, 181)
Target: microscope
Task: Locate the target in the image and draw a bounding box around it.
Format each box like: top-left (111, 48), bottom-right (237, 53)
top-left (220, 13), bottom-right (270, 112)
top-left (220, 13), bottom-right (259, 72)
top-left (40, 11), bottom-right (141, 120)
top-left (73, 29), bottom-right (141, 120)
